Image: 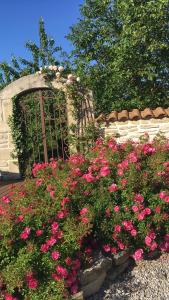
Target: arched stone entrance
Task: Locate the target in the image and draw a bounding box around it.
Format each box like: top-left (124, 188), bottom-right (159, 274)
top-left (0, 74), bottom-right (94, 179)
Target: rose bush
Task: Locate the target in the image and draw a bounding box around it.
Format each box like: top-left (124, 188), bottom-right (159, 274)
top-left (0, 134), bottom-right (168, 299)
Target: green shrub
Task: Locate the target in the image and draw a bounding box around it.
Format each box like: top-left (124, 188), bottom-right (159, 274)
top-left (0, 134), bottom-right (168, 299)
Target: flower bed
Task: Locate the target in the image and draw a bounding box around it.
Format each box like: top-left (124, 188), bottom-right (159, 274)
top-left (0, 134), bottom-right (168, 299)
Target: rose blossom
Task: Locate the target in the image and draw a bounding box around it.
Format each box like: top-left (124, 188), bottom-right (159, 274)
top-left (134, 194), bottom-right (144, 203)
top-left (99, 166), bottom-right (110, 177)
top-left (114, 205), bottom-right (120, 212)
top-left (80, 208), bottom-right (88, 215)
top-left (82, 173), bottom-right (96, 183)
top-left (117, 169), bottom-right (123, 176)
top-left (51, 251), bottom-right (60, 261)
top-left (36, 229), bottom-right (43, 236)
top-left (150, 241), bottom-right (157, 251)
top-left (114, 225), bottom-right (121, 233)
top-left (131, 229), bottom-right (137, 237)
top-left (28, 278), bottom-right (38, 289)
top-left (132, 205), bottom-right (139, 212)
top-left (133, 248), bottom-right (144, 261)
top-left (145, 236), bottom-right (152, 246)
top-left (56, 265), bottom-right (68, 278)
top-left (65, 257), bottom-right (72, 266)
top-left (103, 244), bottom-right (111, 252)
top-left (41, 243), bottom-right (49, 253)
top-left (108, 183), bottom-right (118, 192)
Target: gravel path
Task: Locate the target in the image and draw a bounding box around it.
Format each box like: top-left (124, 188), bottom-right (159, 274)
top-left (87, 254), bottom-right (169, 300)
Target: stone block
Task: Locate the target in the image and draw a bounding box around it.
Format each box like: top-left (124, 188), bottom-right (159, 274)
top-left (112, 251), bottom-right (130, 266)
top-left (0, 149), bottom-right (11, 160)
top-left (80, 256), bottom-right (112, 286)
top-left (2, 101), bottom-right (12, 124)
top-left (0, 160), bottom-right (8, 167)
top-left (107, 259), bottom-right (130, 281)
top-left (139, 120), bottom-right (151, 124)
top-left (8, 161), bottom-right (20, 174)
top-left (139, 124), bottom-right (159, 129)
top-left (151, 117), bottom-right (169, 123)
top-left (115, 121), bottom-right (129, 126)
top-left (0, 143), bottom-right (8, 148)
top-left (82, 271), bottom-right (106, 298)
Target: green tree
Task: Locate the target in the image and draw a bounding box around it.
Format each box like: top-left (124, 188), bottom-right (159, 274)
top-left (68, 0), bottom-right (169, 114)
top-left (0, 18), bottom-right (61, 89)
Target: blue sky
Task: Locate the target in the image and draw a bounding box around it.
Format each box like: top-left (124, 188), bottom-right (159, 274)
top-left (0, 0), bottom-right (83, 63)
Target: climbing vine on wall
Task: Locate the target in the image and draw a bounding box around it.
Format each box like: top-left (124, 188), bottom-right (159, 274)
top-left (9, 70), bottom-right (98, 177)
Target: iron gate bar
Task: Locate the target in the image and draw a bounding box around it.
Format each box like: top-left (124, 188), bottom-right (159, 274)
top-left (39, 90), bottom-right (48, 164)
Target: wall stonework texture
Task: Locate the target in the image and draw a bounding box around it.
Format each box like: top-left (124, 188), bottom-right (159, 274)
top-left (97, 108), bottom-right (169, 143)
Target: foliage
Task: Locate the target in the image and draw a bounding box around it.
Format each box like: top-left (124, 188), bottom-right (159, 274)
top-left (0, 18), bottom-right (62, 90)
top-left (68, 0), bottom-right (169, 114)
top-left (0, 134), bottom-right (168, 299)
top-left (9, 88), bottom-right (67, 178)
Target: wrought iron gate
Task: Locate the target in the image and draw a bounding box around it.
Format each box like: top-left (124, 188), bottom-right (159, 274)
top-left (18, 88), bottom-right (69, 172)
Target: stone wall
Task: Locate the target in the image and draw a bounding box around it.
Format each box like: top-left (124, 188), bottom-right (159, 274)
top-left (97, 108), bottom-right (169, 142)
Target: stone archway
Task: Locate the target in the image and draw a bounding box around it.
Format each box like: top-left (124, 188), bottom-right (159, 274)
top-left (0, 74), bottom-right (94, 179)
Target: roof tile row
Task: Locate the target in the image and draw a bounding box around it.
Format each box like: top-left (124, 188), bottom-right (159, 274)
top-left (96, 107), bottom-right (169, 123)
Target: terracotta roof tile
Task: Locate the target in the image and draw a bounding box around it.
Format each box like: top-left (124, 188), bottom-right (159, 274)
top-left (140, 108), bottom-right (153, 119)
top-left (118, 110), bottom-right (129, 121)
top-left (164, 108), bottom-right (169, 116)
top-left (129, 109), bottom-right (140, 120)
top-left (153, 107), bottom-right (166, 118)
top-left (96, 107), bottom-right (169, 123)
top-left (107, 111), bottom-right (118, 122)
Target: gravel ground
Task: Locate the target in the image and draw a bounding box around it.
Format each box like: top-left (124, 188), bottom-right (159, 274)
top-left (87, 253), bottom-right (169, 300)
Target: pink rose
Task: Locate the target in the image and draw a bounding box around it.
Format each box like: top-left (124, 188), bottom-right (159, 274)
top-left (111, 247), bottom-right (117, 253)
top-left (143, 208), bottom-right (151, 215)
top-left (108, 183), bottom-right (118, 192)
top-left (81, 217), bottom-right (89, 224)
top-left (145, 236), bottom-right (152, 246)
top-left (114, 205), bottom-right (120, 212)
top-left (114, 225), bottom-right (121, 233)
top-left (41, 243), bottom-right (49, 253)
top-left (131, 229), bottom-right (137, 237)
top-left (56, 265), bottom-right (68, 278)
top-left (137, 212), bottom-right (145, 220)
top-left (28, 278), bottom-right (38, 289)
top-left (117, 169), bottom-right (123, 176)
top-left (159, 191), bottom-right (166, 199)
top-left (103, 244), bottom-right (111, 252)
top-left (82, 173), bottom-right (96, 183)
top-left (65, 257), bottom-right (72, 266)
top-left (51, 222), bottom-right (59, 234)
top-left (133, 248), bottom-right (144, 261)
top-left (134, 194), bottom-right (144, 203)
top-left (80, 208), bottom-right (88, 215)
top-left (132, 205), bottom-right (139, 212)
top-left (36, 179), bottom-right (43, 187)
top-left (46, 237), bottom-right (57, 247)
top-left (150, 242), bottom-right (157, 251)
top-left (36, 229), bottom-right (43, 236)
top-left (148, 232), bottom-right (156, 240)
top-left (99, 166), bottom-right (110, 177)
top-left (57, 211), bottom-right (64, 219)
top-left (51, 251), bottom-right (60, 261)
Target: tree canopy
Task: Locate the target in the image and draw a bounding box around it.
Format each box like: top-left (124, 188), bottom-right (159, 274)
top-left (0, 18), bottom-right (61, 89)
top-left (68, 0), bottom-right (169, 114)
